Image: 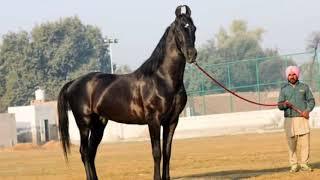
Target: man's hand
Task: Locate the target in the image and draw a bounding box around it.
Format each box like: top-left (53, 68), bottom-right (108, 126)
top-left (284, 100), bottom-right (292, 108)
top-left (302, 111), bottom-right (310, 120)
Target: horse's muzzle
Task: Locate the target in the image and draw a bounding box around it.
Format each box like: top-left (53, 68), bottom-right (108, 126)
top-left (186, 48), bottom-right (197, 63)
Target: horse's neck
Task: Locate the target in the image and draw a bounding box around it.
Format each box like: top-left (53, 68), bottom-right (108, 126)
top-left (157, 36), bottom-right (186, 89)
top-left (159, 53), bottom-right (185, 77)
top-left (134, 26), bottom-right (186, 89)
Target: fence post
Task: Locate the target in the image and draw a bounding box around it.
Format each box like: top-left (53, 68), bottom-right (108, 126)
top-left (200, 71), bottom-right (206, 115)
top-left (317, 50), bottom-right (320, 101)
top-left (227, 65), bottom-right (233, 112)
top-left (255, 61), bottom-right (261, 110)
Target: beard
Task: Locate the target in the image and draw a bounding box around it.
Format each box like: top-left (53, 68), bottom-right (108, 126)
top-left (288, 78), bottom-right (298, 84)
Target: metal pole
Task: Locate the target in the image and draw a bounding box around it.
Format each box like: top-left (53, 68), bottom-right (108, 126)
top-left (104, 38), bottom-right (118, 74)
top-left (109, 44), bottom-right (113, 74)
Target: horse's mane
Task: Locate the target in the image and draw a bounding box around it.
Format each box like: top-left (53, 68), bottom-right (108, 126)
top-left (134, 26), bottom-right (171, 76)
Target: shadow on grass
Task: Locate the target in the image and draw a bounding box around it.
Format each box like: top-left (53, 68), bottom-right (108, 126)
top-left (173, 162), bottom-right (320, 179)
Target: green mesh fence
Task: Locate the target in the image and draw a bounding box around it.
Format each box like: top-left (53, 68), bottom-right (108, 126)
top-left (182, 51), bottom-right (320, 116)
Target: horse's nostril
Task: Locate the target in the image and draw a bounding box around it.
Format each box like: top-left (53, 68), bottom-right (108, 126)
top-left (194, 50), bottom-right (198, 57)
top-left (188, 48), bottom-right (197, 58)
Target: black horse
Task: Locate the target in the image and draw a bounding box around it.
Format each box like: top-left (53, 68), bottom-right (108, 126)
top-left (57, 5), bottom-right (197, 180)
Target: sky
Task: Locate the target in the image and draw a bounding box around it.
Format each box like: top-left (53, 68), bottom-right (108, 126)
top-left (0, 0), bottom-right (320, 69)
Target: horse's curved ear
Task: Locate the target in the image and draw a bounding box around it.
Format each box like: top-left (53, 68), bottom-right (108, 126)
top-left (175, 5), bottom-right (191, 17)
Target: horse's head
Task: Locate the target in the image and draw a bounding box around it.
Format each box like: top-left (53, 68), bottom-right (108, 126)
top-left (173, 5), bottom-right (197, 63)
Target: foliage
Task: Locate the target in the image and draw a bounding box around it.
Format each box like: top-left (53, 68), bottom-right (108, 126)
top-left (0, 17), bottom-right (110, 112)
top-left (114, 64), bottom-right (132, 74)
top-left (303, 31), bottom-right (320, 90)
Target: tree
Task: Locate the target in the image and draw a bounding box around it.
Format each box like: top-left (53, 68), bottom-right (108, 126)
top-left (215, 20), bottom-right (264, 61)
top-left (306, 31), bottom-right (320, 51)
top-left (0, 31), bottom-right (36, 112)
top-left (114, 64), bottom-right (132, 74)
top-left (300, 31), bottom-right (320, 90)
top-left (0, 17), bottom-right (111, 112)
top-left (29, 17), bottom-right (111, 98)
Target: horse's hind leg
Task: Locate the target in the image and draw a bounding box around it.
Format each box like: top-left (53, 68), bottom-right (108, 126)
top-left (77, 119), bottom-right (92, 180)
top-left (78, 121), bottom-right (91, 180)
top-left (77, 115), bottom-right (106, 180)
top-left (87, 115), bottom-right (107, 179)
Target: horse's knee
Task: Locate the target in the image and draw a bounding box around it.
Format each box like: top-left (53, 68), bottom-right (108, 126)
top-left (80, 145), bottom-right (86, 154)
top-left (153, 148), bottom-right (161, 160)
top-left (80, 145), bottom-right (89, 160)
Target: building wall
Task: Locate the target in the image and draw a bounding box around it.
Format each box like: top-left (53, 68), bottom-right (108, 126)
top-left (8, 106), bottom-right (35, 125)
top-left (8, 103), bottom-right (58, 144)
top-left (35, 104), bottom-right (58, 143)
top-left (8, 106), bottom-right (35, 143)
top-left (175, 107), bottom-right (320, 139)
top-left (0, 113), bottom-right (17, 147)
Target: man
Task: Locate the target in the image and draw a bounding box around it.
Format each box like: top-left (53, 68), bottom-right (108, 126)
top-left (278, 65), bottom-right (315, 172)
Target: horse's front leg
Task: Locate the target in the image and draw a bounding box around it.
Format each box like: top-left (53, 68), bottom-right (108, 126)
top-left (162, 118), bottom-right (178, 180)
top-left (148, 119), bottom-right (161, 180)
top-left (162, 90), bottom-right (187, 180)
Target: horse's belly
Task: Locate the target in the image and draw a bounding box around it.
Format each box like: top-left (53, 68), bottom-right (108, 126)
top-left (95, 89), bottom-right (147, 123)
top-left (111, 116), bottom-right (147, 125)
top-left (99, 106), bottom-right (147, 125)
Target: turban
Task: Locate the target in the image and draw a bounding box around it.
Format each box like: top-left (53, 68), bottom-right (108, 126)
top-left (285, 66), bottom-right (300, 78)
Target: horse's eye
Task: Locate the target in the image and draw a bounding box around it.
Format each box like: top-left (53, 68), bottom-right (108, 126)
top-left (184, 23), bottom-right (190, 28)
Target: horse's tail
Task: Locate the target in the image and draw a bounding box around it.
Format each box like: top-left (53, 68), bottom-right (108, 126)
top-left (57, 80), bottom-right (73, 161)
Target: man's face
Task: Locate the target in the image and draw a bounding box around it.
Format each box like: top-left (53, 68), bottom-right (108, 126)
top-left (288, 73), bottom-right (298, 84)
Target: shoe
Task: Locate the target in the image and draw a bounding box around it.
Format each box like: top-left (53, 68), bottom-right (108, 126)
top-left (300, 164), bottom-right (313, 171)
top-left (290, 164), bottom-right (299, 173)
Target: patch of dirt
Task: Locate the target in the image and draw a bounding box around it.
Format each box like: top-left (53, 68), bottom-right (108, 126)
top-left (0, 130), bottom-right (320, 179)
top-left (41, 140), bottom-right (61, 149)
top-left (11, 143), bottom-right (40, 150)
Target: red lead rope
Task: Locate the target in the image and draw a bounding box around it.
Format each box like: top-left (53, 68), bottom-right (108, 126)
top-left (193, 62), bottom-right (303, 115)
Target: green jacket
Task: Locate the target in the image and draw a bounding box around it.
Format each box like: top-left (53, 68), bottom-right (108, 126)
top-left (278, 81), bottom-right (315, 117)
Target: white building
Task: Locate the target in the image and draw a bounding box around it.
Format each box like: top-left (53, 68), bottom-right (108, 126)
top-left (8, 102), bottom-right (58, 144)
top-left (8, 89), bottom-right (58, 144)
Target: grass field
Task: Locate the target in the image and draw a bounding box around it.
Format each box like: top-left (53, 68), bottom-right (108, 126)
top-left (1, 129), bottom-right (320, 179)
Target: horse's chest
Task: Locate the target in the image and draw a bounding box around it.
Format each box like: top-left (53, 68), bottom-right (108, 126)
top-left (144, 93), bottom-right (177, 115)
